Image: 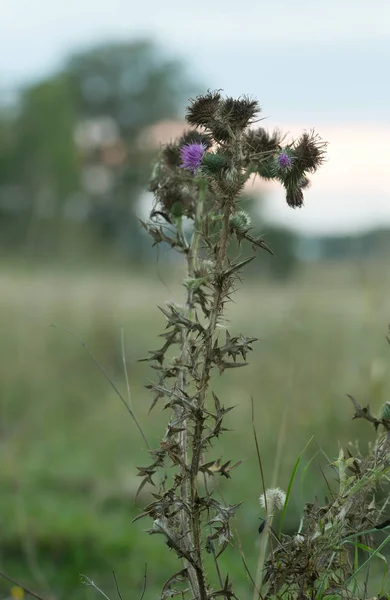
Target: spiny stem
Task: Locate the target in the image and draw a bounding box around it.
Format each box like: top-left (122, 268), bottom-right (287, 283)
top-left (177, 181), bottom-right (208, 600)
top-left (189, 199), bottom-right (233, 589)
top-left (188, 180), bottom-right (207, 277)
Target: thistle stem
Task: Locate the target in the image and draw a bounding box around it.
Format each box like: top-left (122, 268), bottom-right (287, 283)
top-left (188, 199), bottom-right (233, 595)
top-left (177, 181), bottom-right (208, 600)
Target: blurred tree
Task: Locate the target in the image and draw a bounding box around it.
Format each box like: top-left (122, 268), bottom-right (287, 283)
top-left (64, 40), bottom-right (196, 259)
top-left (260, 225), bottom-right (298, 279)
top-left (0, 77), bottom-right (82, 254)
top-left (67, 40), bottom-right (188, 135)
top-left (19, 75), bottom-right (80, 203)
top-left (0, 107), bottom-right (28, 250)
top-left (0, 40), bottom-right (197, 261)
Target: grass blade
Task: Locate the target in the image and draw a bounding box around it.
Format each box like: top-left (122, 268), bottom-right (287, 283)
top-left (278, 435), bottom-right (314, 537)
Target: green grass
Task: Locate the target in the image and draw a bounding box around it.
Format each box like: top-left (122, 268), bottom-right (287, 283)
top-left (0, 262), bottom-right (389, 599)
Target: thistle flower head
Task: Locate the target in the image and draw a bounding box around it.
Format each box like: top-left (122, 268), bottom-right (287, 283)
top-left (259, 488), bottom-right (286, 512)
top-left (180, 142), bottom-right (206, 174)
top-left (278, 151), bottom-right (293, 169)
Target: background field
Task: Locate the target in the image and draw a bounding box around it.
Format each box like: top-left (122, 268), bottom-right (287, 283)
top-left (1, 260), bottom-right (389, 599)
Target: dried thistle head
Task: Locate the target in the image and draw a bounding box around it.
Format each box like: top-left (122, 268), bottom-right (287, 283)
top-left (179, 129), bottom-right (213, 149)
top-left (185, 90), bottom-right (222, 127)
top-left (244, 127), bottom-right (282, 156)
top-left (186, 91), bottom-right (261, 146)
top-left (219, 95), bottom-right (260, 130)
top-left (285, 186), bottom-right (304, 208)
top-left (161, 142), bottom-right (182, 169)
top-left (293, 130), bottom-right (327, 173)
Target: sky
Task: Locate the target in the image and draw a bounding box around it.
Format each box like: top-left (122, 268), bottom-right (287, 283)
top-left (1, 0), bottom-right (389, 235)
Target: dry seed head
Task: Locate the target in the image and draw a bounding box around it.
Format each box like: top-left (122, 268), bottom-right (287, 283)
top-left (185, 90), bottom-right (222, 127)
top-left (259, 488), bottom-right (286, 511)
top-left (293, 534), bottom-right (305, 546)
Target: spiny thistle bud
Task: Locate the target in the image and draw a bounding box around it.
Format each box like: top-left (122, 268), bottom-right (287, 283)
top-left (380, 401), bottom-right (390, 420)
top-left (180, 142), bottom-right (207, 174)
top-left (157, 184), bottom-right (192, 215)
top-left (244, 127), bottom-right (282, 157)
top-left (185, 90), bottom-right (222, 127)
top-left (171, 201), bottom-right (184, 218)
top-left (229, 210), bottom-right (251, 232)
top-left (201, 152), bottom-right (229, 176)
top-left (179, 129), bottom-right (213, 150)
top-left (184, 276), bottom-right (209, 291)
top-left (293, 131), bottom-right (327, 173)
top-left (286, 186), bottom-right (304, 208)
top-left (219, 95), bottom-right (260, 130)
top-left (225, 167), bottom-right (238, 184)
top-left (196, 259), bottom-right (214, 278)
top-left (216, 167), bottom-right (246, 196)
top-left (209, 120), bottom-right (231, 143)
top-left (259, 488), bottom-right (286, 512)
top-left (162, 142), bottom-right (182, 168)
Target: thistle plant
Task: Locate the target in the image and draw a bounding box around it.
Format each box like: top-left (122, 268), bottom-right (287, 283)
top-left (136, 91), bottom-right (326, 600)
top-left (260, 395), bottom-right (390, 600)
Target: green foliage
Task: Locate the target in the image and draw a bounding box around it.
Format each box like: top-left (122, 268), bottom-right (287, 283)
top-left (19, 75), bottom-right (80, 200)
top-left (66, 40), bottom-right (192, 135)
top-left (261, 226), bottom-right (299, 279)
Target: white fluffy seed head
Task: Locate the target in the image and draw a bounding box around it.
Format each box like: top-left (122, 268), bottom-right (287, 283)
top-left (259, 488), bottom-right (287, 512)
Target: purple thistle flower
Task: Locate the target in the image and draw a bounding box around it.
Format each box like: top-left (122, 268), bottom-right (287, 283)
top-left (180, 142), bottom-right (206, 174)
top-left (278, 151), bottom-right (292, 169)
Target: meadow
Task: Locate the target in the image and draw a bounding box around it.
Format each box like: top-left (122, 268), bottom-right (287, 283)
top-left (1, 260), bottom-right (389, 599)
